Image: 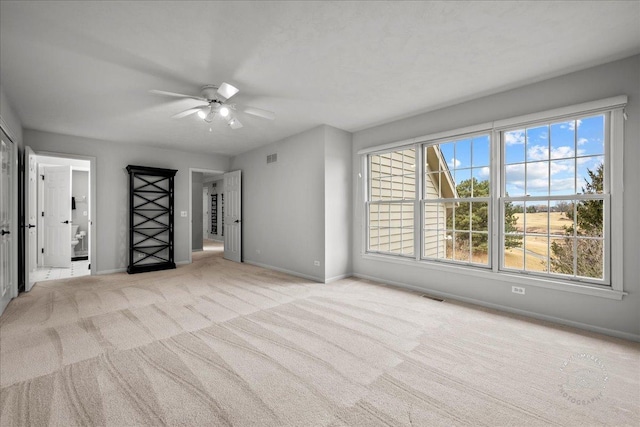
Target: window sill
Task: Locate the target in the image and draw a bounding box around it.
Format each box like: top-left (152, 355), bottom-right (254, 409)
top-left (361, 252), bottom-right (626, 300)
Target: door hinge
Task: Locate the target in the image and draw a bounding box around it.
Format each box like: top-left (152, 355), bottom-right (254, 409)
top-left (41, 175), bottom-right (45, 180)
top-left (41, 212), bottom-right (44, 217)
top-left (41, 248), bottom-right (44, 254)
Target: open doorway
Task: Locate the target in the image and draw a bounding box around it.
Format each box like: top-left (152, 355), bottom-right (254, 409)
top-left (24, 150), bottom-right (96, 289)
top-left (189, 169), bottom-right (225, 262)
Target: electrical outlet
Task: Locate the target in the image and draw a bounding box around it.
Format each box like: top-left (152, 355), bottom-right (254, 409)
top-left (314, 260), bottom-right (320, 266)
top-left (512, 286), bottom-right (525, 295)
top-left (83, 210), bottom-right (87, 216)
top-left (181, 211), bottom-right (187, 217)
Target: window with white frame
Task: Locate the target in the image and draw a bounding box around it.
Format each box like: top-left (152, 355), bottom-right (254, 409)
top-left (363, 97), bottom-right (626, 290)
top-left (500, 114), bottom-right (608, 283)
top-left (367, 148), bottom-right (415, 256)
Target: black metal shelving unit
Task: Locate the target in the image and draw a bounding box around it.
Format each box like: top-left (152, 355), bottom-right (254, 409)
top-left (126, 165), bottom-right (178, 274)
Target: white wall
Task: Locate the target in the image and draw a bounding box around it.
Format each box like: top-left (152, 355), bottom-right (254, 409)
top-left (230, 125), bottom-right (353, 282)
top-left (24, 129), bottom-right (230, 273)
top-left (352, 55), bottom-right (640, 340)
top-left (231, 126), bottom-right (327, 281)
top-left (324, 126), bottom-right (352, 281)
top-left (0, 84), bottom-right (23, 147)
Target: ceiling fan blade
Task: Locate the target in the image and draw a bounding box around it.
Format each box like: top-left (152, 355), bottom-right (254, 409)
top-left (242, 106), bottom-right (276, 120)
top-left (171, 106), bottom-right (207, 119)
top-left (150, 89), bottom-right (206, 101)
top-left (217, 82), bottom-right (239, 100)
top-left (229, 117), bottom-right (243, 130)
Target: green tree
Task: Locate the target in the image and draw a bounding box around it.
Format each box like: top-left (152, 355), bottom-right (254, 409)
top-left (447, 178), bottom-right (521, 254)
top-left (550, 164), bottom-right (604, 278)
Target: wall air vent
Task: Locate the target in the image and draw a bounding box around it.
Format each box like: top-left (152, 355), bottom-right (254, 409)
top-left (267, 153), bottom-right (278, 164)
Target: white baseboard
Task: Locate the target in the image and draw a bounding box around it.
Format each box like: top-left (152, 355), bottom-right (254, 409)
top-left (244, 260), bottom-right (324, 283)
top-left (176, 260), bottom-right (190, 266)
top-left (353, 273), bottom-right (640, 343)
top-left (325, 273), bottom-right (352, 284)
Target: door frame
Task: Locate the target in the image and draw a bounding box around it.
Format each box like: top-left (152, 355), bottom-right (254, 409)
top-left (30, 150), bottom-right (97, 276)
top-left (188, 167), bottom-right (225, 264)
top-left (0, 120), bottom-right (19, 311)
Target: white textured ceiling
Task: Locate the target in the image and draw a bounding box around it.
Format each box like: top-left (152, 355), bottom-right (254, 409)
top-left (1, 1), bottom-right (639, 156)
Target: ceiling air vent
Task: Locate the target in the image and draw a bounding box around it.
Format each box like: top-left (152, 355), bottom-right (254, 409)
top-left (267, 153), bottom-right (278, 164)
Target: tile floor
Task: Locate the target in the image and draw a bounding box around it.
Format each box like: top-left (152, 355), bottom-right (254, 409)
top-left (31, 260), bottom-right (90, 282)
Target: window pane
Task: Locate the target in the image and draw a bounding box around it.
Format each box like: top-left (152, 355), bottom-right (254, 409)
top-left (576, 199), bottom-right (603, 237)
top-left (577, 115), bottom-right (605, 157)
top-left (505, 163), bottom-right (525, 196)
top-left (471, 170), bottom-right (490, 197)
top-left (453, 231), bottom-right (470, 261)
top-left (550, 121), bottom-right (576, 159)
top-left (527, 125), bottom-right (549, 162)
top-left (504, 234), bottom-right (524, 270)
top-left (471, 232), bottom-right (489, 265)
top-left (471, 202), bottom-right (489, 232)
top-left (577, 238), bottom-right (604, 279)
top-left (439, 142), bottom-right (455, 171)
top-left (550, 236), bottom-right (574, 276)
top-left (425, 172), bottom-right (441, 198)
top-left (454, 168), bottom-right (472, 194)
top-left (504, 130), bottom-right (525, 164)
top-left (550, 160), bottom-right (575, 195)
top-left (423, 229), bottom-right (441, 258)
top-left (524, 202), bottom-right (548, 234)
top-left (455, 139), bottom-right (471, 169)
top-left (526, 161), bottom-right (548, 196)
top-left (444, 231), bottom-right (454, 260)
top-left (525, 235), bottom-right (548, 272)
top-left (506, 201), bottom-right (524, 233)
top-left (550, 200), bottom-right (574, 236)
top-left (577, 156), bottom-right (604, 194)
top-left (472, 135), bottom-right (490, 167)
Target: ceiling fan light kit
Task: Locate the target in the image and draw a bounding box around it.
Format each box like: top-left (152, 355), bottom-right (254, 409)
top-left (150, 83), bottom-right (275, 131)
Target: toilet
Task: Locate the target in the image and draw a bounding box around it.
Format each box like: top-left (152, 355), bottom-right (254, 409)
top-left (71, 225), bottom-right (80, 257)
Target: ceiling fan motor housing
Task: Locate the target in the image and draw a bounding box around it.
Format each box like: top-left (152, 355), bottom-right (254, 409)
top-left (200, 85), bottom-right (220, 100)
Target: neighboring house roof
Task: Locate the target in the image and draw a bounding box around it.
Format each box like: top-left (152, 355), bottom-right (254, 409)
top-left (426, 145), bottom-right (458, 199)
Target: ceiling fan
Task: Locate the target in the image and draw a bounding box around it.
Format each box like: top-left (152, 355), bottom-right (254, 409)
top-left (150, 83), bottom-right (275, 130)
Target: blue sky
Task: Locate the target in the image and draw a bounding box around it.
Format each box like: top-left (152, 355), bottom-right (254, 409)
top-left (438, 114), bottom-right (605, 198)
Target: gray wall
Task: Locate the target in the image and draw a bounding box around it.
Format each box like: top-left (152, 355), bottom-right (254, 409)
top-left (230, 124), bottom-right (353, 282)
top-left (71, 170), bottom-right (89, 255)
top-left (191, 172), bottom-right (203, 250)
top-left (324, 126), bottom-right (352, 281)
top-left (24, 129), bottom-right (230, 273)
top-left (352, 55), bottom-right (640, 339)
top-left (231, 126), bottom-right (327, 281)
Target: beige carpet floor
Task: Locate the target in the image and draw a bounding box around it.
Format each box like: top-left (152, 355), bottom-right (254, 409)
top-left (1, 241), bottom-right (638, 426)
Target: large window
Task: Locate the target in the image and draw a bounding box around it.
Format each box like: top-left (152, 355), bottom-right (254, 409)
top-left (501, 114), bottom-right (607, 283)
top-left (423, 134), bottom-right (491, 266)
top-left (363, 97), bottom-right (625, 291)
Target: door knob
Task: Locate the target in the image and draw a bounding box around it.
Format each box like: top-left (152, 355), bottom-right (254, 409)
top-left (1, 230), bottom-right (10, 236)
top-left (61, 220), bottom-right (70, 224)
top-left (28, 224), bottom-right (36, 228)
top-left (234, 219), bottom-right (240, 223)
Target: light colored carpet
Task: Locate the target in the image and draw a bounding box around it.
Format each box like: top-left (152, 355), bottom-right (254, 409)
top-left (1, 241), bottom-right (638, 426)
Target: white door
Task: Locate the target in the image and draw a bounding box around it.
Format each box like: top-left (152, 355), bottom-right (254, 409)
top-left (43, 165), bottom-right (71, 267)
top-left (203, 187), bottom-right (209, 237)
top-left (223, 170), bottom-right (241, 262)
top-left (0, 133), bottom-right (15, 314)
top-left (24, 147), bottom-right (37, 291)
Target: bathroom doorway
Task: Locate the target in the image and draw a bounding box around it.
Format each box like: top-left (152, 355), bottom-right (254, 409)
top-left (24, 149), bottom-right (95, 289)
top-left (189, 168), bottom-right (225, 263)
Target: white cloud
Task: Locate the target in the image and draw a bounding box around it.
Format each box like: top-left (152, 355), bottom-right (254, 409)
top-left (578, 137), bottom-right (588, 146)
top-left (560, 119), bottom-right (582, 131)
top-left (479, 167), bottom-right (490, 178)
top-left (505, 130), bottom-right (525, 145)
top-left (450, 158), bottom-right (461, 168)
top-left (527, 144), bottom-right (575, 161)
